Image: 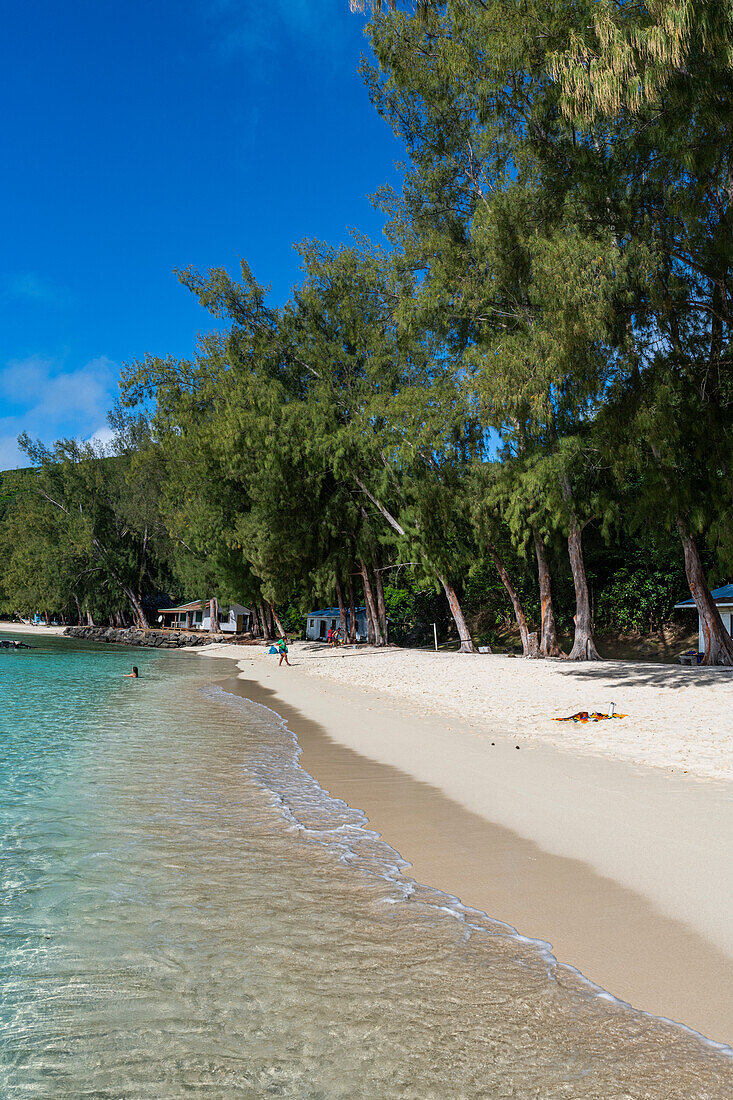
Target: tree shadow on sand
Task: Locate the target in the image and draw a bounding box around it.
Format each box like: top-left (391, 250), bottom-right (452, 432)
top-left (554, 660), bottom-right (733, 690)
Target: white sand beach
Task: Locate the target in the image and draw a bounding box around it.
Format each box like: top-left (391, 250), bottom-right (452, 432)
top-left (193, 641), bottom-right (733, 1045)
top-left (253, 644), bottom-right (733, 781)
top-left (0, 621), bottom-right (68, 636)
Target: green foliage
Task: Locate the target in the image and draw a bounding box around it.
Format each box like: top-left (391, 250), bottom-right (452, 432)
top-left (382, 576), bottom-right (452, 646)
top-left (595, 569), bottom-right (684, 635)
top-left (3, 0), bottom-right (732, 658)
top-left (0, 419), bottom-right (179, 624)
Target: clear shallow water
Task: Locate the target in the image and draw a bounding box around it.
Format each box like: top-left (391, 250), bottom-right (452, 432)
top-left (1, 633), bottom-right (731, 1098)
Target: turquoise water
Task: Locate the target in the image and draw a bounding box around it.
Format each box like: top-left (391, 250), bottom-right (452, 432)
top-left (1, 632), bottom-right (732, 1098)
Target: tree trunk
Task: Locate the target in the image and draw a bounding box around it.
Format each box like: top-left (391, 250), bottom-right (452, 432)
top-left (266, 603), bottom-right (275, 635)
top-left (85, 607), bottom-right (95, 627)
top-left (438, 576), bottom-right (477, 653)
top-left (676, 518), bottom-right (733, 665)
top-left (73, 593), bottom-right (83, 625)
top-left (347, 574), bottom-right (357, 643)
top-left (486, 543), bottom-right (532, 656)
top-left (373, 559), bottom-right (388, 644)
top-left (123, 587), bottom-right (148, 629)
top-left (563, 543), bottom-right (597, 659)
top-left (258, 602), bottom-right (273, 641)
top-left (360, 560), bottom-right (382, 646)
top-left (209, 597), bottom-right (219, 635)
top-left (130, 594), bottom-right (147, 629)
top-left (270, 602), bottom-right (287, 640)
top-left (335, 579), bottom-right (348, 642)
top-left (560, 476), bottom-right (601, 661)
top-left (566, 526), bottom-right (601, 660)
top-left (532, 526), bottom-right (563, 657)
top-left (357, 507), bottom-right (384, 646)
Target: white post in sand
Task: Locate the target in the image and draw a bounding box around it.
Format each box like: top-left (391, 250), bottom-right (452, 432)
top-left (433, 623), bottom-right (438, 652)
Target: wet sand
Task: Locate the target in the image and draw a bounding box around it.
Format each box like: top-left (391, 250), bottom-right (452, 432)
top-left (216, 659), bottom-right (733, 1048)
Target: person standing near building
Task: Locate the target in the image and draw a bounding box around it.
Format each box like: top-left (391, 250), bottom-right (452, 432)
top-left (277, 637), bottom-right (290, 667)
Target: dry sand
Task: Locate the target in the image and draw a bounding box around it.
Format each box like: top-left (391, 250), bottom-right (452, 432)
top-left (0, 621), bottom-right (68, 636)
top-left (188, 641), bottom-right (733, 1047)
top-left (274, 644), bottom-right (733, 781)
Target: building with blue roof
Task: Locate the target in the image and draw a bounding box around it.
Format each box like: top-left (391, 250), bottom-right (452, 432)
top-left (306, 606), bottom-right (368, 642)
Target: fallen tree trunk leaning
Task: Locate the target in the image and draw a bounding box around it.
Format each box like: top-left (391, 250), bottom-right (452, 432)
top-left (355, 475), bottom-right (476, 653)
top-left (486, 542), bottom-right (533, 657)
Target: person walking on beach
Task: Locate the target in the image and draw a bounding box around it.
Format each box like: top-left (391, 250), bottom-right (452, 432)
top-left (276, 637), bottom-right (290, 667)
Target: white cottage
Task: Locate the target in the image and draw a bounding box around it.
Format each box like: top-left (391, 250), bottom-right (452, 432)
top-left (306, 606), bottom-right (369, 642)
top-left (157, 600), bottom-right (253, 634)
top-left (674, 584), bottom-right (733, 655)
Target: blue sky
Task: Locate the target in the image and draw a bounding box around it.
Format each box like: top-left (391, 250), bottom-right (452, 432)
top-left (0, 1), bottom-right (402, 468)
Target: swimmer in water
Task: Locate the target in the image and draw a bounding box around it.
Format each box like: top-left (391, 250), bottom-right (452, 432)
top-left (123, 666), bottom-right (139, 678)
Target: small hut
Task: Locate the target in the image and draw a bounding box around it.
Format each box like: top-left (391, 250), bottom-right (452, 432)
top-left (157, 600), bottom-right (253, 634)
top-left (306, 606), bottom-right (368, 642)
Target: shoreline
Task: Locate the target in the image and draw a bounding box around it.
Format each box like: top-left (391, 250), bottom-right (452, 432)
top-left (192, 642), bottom-right (733, 1046)
top-left (8, 628), bottom-right (732, 1045)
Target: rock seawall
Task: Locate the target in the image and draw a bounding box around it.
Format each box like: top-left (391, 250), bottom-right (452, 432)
top-left (64, 626), bottom-right (225, 648)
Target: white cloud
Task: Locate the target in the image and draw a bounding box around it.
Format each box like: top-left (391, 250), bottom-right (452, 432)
top-left (87, 426), bottom-right (116, 451)
top-left (0, 355), bottom-right (119, 470)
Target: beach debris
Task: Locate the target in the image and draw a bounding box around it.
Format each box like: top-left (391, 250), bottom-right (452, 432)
top-left (553, 711), bottom-right (626, 723)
